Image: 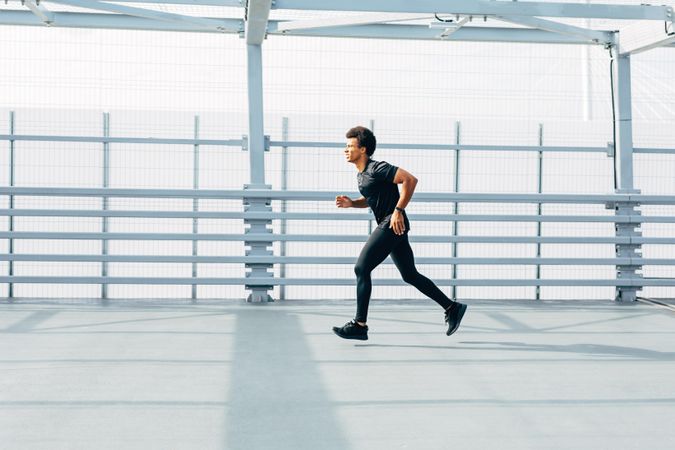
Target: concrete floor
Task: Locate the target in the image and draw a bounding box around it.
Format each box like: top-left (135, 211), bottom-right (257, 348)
top-left (1, 298), bottom-right (674, 450)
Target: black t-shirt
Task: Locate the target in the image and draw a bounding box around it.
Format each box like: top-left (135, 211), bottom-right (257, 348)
top-left (357, 159), bottom-right (410, 232)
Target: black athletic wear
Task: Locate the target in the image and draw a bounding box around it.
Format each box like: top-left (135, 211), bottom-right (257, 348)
top-left (357, 159), bottom-right (410, 231)
top-left (336, 156), bottom-right (458, 332)
top-left (445, 302), bottom-right (467, 336)
top-left (332, 320), bottom-right (369, 340)
top-left (354, 227), bottom-right (454, 323)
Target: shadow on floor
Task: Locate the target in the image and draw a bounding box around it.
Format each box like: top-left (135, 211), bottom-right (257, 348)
top-left (226, 309), bottom-right (350, 450)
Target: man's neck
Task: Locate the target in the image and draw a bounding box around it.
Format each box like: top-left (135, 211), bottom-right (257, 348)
top-left (355, 156), bottom-right (369, 173)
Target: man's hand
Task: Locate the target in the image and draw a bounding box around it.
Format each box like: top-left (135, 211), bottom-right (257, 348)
top-left (335, 195), bottom-right (353, 208)
top-left (390, 210), bottom-right (406, 235)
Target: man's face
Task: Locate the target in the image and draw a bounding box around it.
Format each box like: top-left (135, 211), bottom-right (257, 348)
top-left (344, 137), bottom-right (366, 162)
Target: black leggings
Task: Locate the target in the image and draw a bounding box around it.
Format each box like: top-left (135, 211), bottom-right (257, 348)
top-left (354, 227), bottom-right (454, 322)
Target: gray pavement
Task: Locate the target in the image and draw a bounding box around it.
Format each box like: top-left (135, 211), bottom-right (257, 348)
top-left (1, 299), bottom-right (674, 450)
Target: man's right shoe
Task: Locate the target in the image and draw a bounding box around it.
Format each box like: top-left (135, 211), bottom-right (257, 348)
top-left (445, 302), bottom-right (467, 336)
top-left (332, 320), bottom-right (368, 341)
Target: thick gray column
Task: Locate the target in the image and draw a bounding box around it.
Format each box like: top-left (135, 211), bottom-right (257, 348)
top-left (246, 44), bottom-right (266, 188)
top-left (611, 44), bottom-right (642, 302)
top-left (244, 43), bottom-right (273, 302)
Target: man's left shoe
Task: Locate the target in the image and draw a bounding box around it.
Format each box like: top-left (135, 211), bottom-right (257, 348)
top-left (332, 320), bottom-right (368, 340)
top-left (445, 302), bottom-right (467, 336)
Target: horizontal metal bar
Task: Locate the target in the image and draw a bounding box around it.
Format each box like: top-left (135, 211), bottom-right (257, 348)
top-left (0, 209), bottom-right (248, 220)
top-left (269, 140), bottom-right (611, 153)
top-left (0, 187), bottom-right (638, 203)
top-left (273, 0), bottom-right (673, 21)
top-left (0, 134), bottom-right (243, 146)
top-left (111, 1), bottom-right (243, 6)
top-left (630, 196), bottom-right (675, 205)
top-left (0, 11), bottom-right (611, 45)
top-left (275, 13), bottom-right (434, 33)
top-left (634, 147), bottom-right (675, 154)
top-left (0, 276), bottom-right (654, 286)
top-left (1, 254), bottom-right (670, 265)
top-left (50, 0), bottom-right (237, 33)
top-left (0, 134), bottom-right (616, 153)
top-left (3, 188), bottom-right (675, 205)
top-left (0, 231), bottom-right (641, 244)
top-left (270, 22), bottom-right (610, 45)
top-left (4, 209), bottom-right (672, 223)
top-left (2, 133), bottom-right (672, 155)
top-left (492, 13), bottom-right (611, 44)
top-left (0, 11), bottom-right (244, 34)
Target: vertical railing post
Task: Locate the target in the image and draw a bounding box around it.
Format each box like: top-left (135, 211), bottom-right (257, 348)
top-left (280, 117), bottom-right (289, 300)
top-left (192, 115), bottom-right (200, 302)
top-left (102, 112), bottom-right (110, 302)
top-left (611, 41), bottom-right (642, 302)
top-left (536, 123), bottom-right (544, 300)
top-left (452, 121), bottom-right (461, 301)
top-left (8, 111), bottom-right (15, 300)
top-left (368, 119), bottom-right (375, 235)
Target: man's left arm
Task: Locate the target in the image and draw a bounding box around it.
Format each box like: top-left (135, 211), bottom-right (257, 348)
top-left (390, 168), bottom-right (418, 235)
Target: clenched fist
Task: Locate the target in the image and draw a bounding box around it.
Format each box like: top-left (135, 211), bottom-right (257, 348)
top-left (335, 195), bottom-right (353, 208)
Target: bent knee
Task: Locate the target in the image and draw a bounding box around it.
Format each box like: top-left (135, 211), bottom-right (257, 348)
top-left (354, 263), bottom-right (371, 278)
top-left (401, 271), bottom-right (421, 285)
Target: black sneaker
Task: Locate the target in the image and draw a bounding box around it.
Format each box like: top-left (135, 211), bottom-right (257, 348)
top-left (445, 302), bottom-right (467, 336)
top-left (332, 320), bottom-right (368, 341)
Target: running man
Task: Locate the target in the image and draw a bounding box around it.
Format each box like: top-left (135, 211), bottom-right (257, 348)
top-left (332, 126), bottom-right (467, 340)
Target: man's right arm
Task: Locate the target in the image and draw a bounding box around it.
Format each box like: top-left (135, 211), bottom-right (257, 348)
top-left (336, 195), bottom-right (368, 208)
top-left (351, 196), bottom-right (368, 208)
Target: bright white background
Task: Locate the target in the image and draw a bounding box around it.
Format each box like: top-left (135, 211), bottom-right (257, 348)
top-left (0, 1), bottom-right (674, 300)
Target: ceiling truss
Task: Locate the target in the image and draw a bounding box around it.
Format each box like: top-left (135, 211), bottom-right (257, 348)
top-left (0, 0), bottom-right (672, 52)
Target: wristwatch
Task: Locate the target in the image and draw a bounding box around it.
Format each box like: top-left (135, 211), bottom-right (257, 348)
top-left (395, 207), bottom-right (405, 213)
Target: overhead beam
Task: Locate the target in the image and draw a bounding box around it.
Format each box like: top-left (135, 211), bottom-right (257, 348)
top-left (273, 0), bottom-right (673, 21)
top-left (492, 14), bottom-right (612, 44)
top-left (25, 0), bottom-right (55, 26)
top-left (277, 14), bottom-right (431, 33)
top-left (0, 11), bottom-right (613, 45)
top-left (0, 10), bottom-right (243, 33)
top-left (619, 19), bottom-right (675, 55)
top-left (245, 0), bottom-right (273, 44)
top-left (49, 0), bottom-right (235, 32)
top-left (268, 22), bottom-right (607, 45)
top-left (111, 0), bottom-right (243, 5)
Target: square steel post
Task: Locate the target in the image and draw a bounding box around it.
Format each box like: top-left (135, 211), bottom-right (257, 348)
top-left (244, 43), bottom-right (273, 302)
top-left (611, 44), bottom-right (642, 302)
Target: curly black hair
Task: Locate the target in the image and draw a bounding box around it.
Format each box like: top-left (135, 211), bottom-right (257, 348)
top-left (345, 126), bottom-right (377, 156)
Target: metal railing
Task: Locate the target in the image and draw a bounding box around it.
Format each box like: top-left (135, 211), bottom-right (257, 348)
top-left (3, 118), bottom-right (675, 301)
top-left (2, 186), bottom-right (675, 298)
